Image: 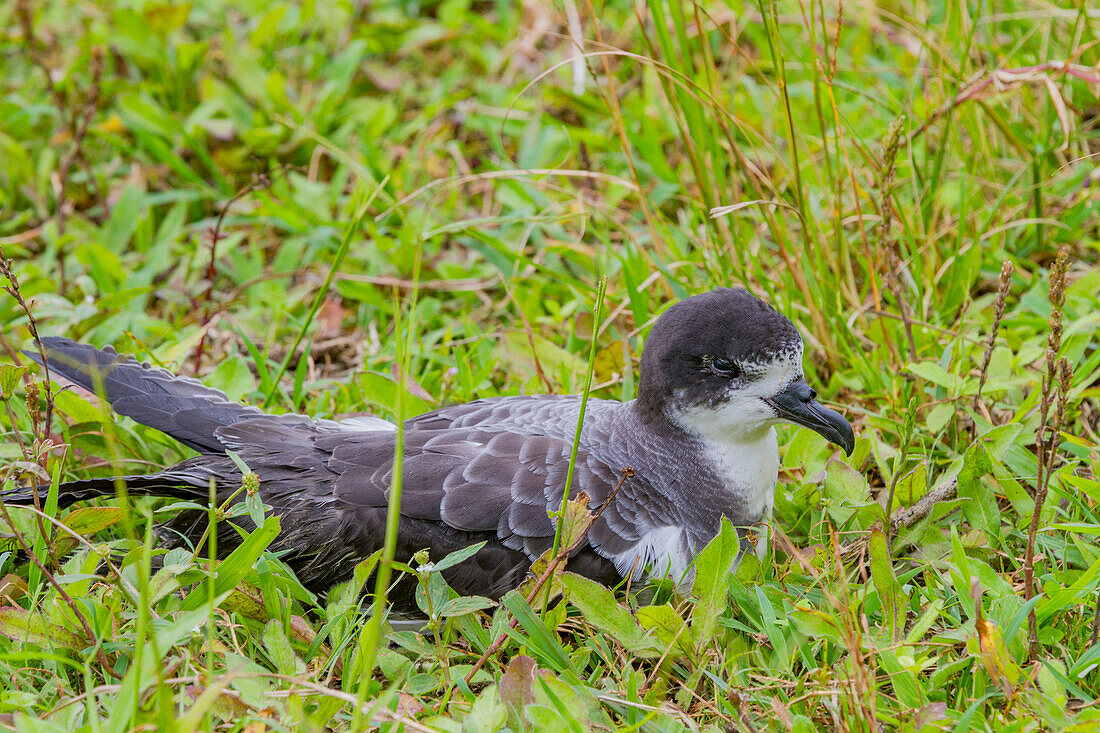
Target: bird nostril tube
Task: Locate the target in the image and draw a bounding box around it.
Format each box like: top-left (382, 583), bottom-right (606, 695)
top-left (792, 381), bottom-right (816, 402)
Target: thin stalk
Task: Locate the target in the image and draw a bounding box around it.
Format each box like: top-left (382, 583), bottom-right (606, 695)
top-left (206, 476), bottom-right (217, 683)
top-left (352, 237), bottom-right (422, 726)
top-left (543, 277), bottom-right (607, 615)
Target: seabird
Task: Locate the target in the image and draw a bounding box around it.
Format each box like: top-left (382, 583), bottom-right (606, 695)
top-left (6, 288), bottom-right (853, 611)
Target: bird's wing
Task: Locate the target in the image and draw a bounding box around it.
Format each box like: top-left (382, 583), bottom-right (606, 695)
top-left (313, 421), bottom-right (642, 565)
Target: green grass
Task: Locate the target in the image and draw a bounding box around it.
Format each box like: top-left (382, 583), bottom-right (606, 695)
top-left (1, 0), bottom-right (1099, 730)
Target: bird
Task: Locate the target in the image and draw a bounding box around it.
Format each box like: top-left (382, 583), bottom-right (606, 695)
top-left (6, 287), bottom-right (853, 611)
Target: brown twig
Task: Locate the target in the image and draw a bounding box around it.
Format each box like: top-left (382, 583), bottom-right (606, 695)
top-left (1025, 249), bottom-right (1070, 659)
top-left (887, 479), bottom-right (959, 535)
top-left (840, 478), bottom-right (960, 559)
top-left (906, 62), bottom-right (1099, 148)
top-left (0, 249), bottom-right (56, 469)
top-left (973, 261), bottom-right (1014, 414)
top-left (876, 116), bottom-right (917, 362)
top-left (463, 467), bottom-right (633, 685)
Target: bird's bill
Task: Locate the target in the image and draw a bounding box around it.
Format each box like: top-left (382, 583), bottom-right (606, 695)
top-left (764, 379), bottom-right (855, 456)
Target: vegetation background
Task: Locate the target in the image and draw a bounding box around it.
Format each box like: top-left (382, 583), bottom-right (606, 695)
top-left (0, 0), bottom-right (1098, 730)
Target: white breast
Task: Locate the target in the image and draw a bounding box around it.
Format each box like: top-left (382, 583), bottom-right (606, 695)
top-left (699, 426), bottom-right (781, 523)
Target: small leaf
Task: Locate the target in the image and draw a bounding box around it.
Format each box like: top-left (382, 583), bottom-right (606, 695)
top-left (56, 507), bottom-right (123, 553)
top-left (925, 403), bottom-right (955, 434)
top-left (518, 492), bottom-right (596, 601)
top-left (690, 518), bottom-right (739, 647)
top-left (245, 489), bottom-right (268, 529)
top-left (553, 490), bottom-right (595, 552)
top-left (907, 362), bottom-right (965, 391)
top-left (225, 449), bottom-right (251, 476)
top-left (414, 571), bottom-right (450, 618)
top-left (560, 573), bottom-right (656, 655)
top-left (0, 364), bottom-right (26, 401)
top-left (263, 620), bottom-right (303, 676)
top-left (823, 460), bottom-right (873, 527)
top-left (891, 465), bottom-right (927, 509)
top-left (976, 614), bottom-right (1017, 695)
top-left (440, 596), bottom-right (494, 618)
top-left (223, 582), bottom-right (267, 622)
top-left (957, 442), bottom-right (998, 540)
top-left (0, 607), bottom-right (85, 650)
top-left (868, 528), bottom-right (903, 641)
top-left (463, 684), bottom-right (508, 733)
top-left (636, 604), bottom-right (691, 656)
top-left (62, 507), bottom-right (123, 536)
top-left (432, 541), bottom-right (487, 572)
top-left (499, 655), bottom-right (538, 713)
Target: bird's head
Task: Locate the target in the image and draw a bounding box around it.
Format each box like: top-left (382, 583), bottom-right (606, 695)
top-left (637, 287), bottom-right (855, 455)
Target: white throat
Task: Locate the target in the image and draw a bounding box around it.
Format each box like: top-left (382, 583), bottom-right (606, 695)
top-left (698, 426), bottom-right (781, 523)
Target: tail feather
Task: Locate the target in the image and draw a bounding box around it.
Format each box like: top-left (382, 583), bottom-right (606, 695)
top-left (2, 475), bottom-right (209, 510)
top-left (26, 337), bottom-right (265, 453)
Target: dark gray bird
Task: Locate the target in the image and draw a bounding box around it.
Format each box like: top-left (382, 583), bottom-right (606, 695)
top-left (7, 288), bottom-right (853, 610)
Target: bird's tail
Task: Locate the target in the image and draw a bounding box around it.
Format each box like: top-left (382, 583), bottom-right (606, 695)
top-left (1, 474), bottom-right (210, 510)
top-left (25, 337), bottom-right (266, 454)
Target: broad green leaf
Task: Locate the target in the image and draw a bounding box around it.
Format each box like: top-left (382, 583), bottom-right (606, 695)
top-left (926, 402), bottom-right (955, 434)
top-left (206, 357), bottom-right (255, 402)
top-left (824, 460), bottom-right (872, 527)
top-left (891, 464), bottom-right (927, 509)
top-left (690, 517), bottom-right (738, 648)
top-left (0, 607), bottom-right (85, 651)
top-left (358, 371), bottom-right (434, 417)
top-left (154, 601), bottom-right (228, 650)
top-left (51, 389), bottom-right (106, 424)
top-left (463, 684), bottom-right (507, 733)
top-left (440, 596), bottom-right (494, 618)
top-left (263, 620), bottom-right (303, 676)
top-left (100, 185), bottom-right (144, 252)
top-left (181, 516), bottom-right (280, 612)
top-left (636, 604), bottom-right (691, 656)
top-left (560, 572), bottom-right (656, 655)
top-left (868, 528), bottom-right (903, 641)
top-left (60, 506), bottom-right (122, 536)
top-left (552, 491), bottom-right (595, 553)
top-left (957, 442), bottom-right (998, 540)
top-left (499, 655), bottom-right (537, 714)
top-left (223, 581), bottom-right (267, 622)
top-left (907, 361), bottom-right (963, 390)
top-left (54, 506), bottom-right (123, 556)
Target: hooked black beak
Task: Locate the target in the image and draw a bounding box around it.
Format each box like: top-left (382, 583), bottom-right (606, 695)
top-left (764, 378), bottom-right (855, 456)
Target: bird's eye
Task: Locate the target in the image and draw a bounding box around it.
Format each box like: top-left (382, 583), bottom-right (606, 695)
top-left (709, 357), bottom-right (741, 377)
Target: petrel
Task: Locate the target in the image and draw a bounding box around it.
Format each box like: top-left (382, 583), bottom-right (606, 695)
top-left (7, 288), bottom-right (853, 610)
